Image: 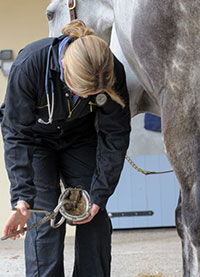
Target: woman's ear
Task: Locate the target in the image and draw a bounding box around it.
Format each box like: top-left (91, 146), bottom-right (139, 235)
top-left (61, 59), bottom-right (65, 69)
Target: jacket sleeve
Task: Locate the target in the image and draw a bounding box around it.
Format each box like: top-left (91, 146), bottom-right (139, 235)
top-left (90, 60), bottom-right (131, 210)
top-left (1, 65), bottom-right (37, 208)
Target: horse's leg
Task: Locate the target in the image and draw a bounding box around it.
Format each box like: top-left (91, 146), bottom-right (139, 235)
top-left (162, 102), bottom-right (200, 276)
top-left (181, 192), bottom-right (200, 277)
top-left (175, 193), bottom-right (198, 276)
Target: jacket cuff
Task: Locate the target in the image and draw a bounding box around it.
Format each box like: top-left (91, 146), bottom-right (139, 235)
top-left (91, 195), bottom-right (108, 211)
top-left (11, 197), bottom-right (34, 209)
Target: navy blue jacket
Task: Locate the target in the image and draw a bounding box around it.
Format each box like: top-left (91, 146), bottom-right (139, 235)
top-left (0, 36), bottom-right (131, 210)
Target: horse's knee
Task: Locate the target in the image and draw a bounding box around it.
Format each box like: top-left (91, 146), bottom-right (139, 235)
top-left (183, 207), bottom-right (200, 248)
top-left (190, 223), bottom-right (200, 248)
top-left (175, 194), bottom-right (184, 239)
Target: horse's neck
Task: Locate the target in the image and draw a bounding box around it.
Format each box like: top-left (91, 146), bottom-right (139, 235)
top-left (113, 0), bottom-right (135, 66)
top-left (83, 0), bottom-right (114, 44)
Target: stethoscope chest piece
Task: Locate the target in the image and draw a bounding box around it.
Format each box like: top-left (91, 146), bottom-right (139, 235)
top-left (95, 93), bottom-right (107, 106)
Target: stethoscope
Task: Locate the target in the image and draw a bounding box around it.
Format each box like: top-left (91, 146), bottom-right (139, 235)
top-left (37, 44), bottom-right (107, 125)
top-left (38, 45), bottom-right (55, 125)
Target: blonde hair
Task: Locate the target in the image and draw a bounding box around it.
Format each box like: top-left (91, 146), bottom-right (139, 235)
top-left (61, 19), bottom-right (125, 108)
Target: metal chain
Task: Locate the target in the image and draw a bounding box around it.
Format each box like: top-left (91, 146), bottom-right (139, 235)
top-left (125, 155), bottom-right (173, 175)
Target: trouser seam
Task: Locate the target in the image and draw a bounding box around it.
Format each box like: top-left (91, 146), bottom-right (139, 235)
top-left (34, 214), bottom-right (41, 277)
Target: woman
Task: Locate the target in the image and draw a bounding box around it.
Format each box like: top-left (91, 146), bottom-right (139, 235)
top-left (1, 20), bottom-right (130, 276)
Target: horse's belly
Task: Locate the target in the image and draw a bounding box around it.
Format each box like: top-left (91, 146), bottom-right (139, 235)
top-left (115, 0), bottom-right (200, 105)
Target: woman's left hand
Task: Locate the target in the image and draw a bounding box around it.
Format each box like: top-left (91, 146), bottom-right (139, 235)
top-left (73, 203), bottom-right (100, 225)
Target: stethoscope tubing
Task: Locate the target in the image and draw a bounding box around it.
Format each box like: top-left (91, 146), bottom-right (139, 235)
top-left (38, 45), bottom-right (55, 125)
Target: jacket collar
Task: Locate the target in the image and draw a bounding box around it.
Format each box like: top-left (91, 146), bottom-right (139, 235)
top-left (50, 35), bottom-right (72, 72)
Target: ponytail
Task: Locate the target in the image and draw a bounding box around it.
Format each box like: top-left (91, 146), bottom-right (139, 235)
top-left (61, 19), bottom-right (94, 39)
top-left (106, 88), bottom-right (125, 108)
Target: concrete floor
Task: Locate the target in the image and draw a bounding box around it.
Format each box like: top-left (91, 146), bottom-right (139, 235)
top-left (0, 228), bottom-right (182, 277)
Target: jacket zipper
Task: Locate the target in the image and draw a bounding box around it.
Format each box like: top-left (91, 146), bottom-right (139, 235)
top-left (88, 101), bottom-right (97, 112)
top-left (67, 98), bottom-right (81, 118)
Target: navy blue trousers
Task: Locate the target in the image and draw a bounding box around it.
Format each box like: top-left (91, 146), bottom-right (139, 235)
top-left (24, 143), bottom-right (112, 277)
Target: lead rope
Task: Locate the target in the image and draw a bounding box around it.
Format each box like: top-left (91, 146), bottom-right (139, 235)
top-left (125, 155), bottom-right (173, 175)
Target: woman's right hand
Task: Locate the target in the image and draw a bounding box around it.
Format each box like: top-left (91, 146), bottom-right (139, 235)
top-left (3, 200), bottom-right (31, 240)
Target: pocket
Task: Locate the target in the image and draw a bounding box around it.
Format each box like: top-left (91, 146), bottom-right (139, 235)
top-left (35, 105), bottom-right (49, 121)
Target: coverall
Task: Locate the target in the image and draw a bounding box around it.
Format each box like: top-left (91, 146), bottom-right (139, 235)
top-left (0, 36), bottom-right (131, 277)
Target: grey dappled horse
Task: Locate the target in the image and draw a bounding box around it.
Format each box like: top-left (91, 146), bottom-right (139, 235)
top-left (47, 0), bottom-right (200, 275)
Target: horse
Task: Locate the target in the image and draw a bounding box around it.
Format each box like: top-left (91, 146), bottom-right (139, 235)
top-left (115, 2), bottom-right (200, 275)
top-left (46, 0), bottom-right (200, 275)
